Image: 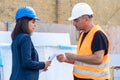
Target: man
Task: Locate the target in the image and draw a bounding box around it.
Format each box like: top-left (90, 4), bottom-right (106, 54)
top-left (57, 3), bottom-right (110, 80)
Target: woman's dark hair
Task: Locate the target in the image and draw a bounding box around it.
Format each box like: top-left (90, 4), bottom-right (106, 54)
top-left (11, 17), bottom-right (33, 40)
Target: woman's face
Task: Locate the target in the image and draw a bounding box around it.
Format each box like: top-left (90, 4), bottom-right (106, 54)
top-left (28, 19), bottom-right (36, 34)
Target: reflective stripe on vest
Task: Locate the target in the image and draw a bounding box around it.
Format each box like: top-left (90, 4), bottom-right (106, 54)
top-left (75, 61), bottom-right (109, 68)
top-left (73, 68), bottom-right (109, 77)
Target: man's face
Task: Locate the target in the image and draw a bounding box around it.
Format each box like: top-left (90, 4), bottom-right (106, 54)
top-left (72, 16), bottom-right (88, 31)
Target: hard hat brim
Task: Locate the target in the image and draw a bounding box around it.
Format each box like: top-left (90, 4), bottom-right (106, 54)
top-left (68, 16), bottom-right (79, 21)
top-left (68, 17), bottom-right (75, 21)
top-left (34, 17), bottom-right (40, 20)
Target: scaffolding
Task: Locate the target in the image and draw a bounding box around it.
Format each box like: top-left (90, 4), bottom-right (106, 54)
top-left (110, 66), bottom-right (120, 80)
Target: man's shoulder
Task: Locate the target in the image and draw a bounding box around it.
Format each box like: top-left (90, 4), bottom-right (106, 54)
top-left (95, 30), bottom-right (106, 36)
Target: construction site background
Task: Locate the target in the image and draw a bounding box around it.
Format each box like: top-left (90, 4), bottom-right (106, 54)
top-left (0, 0), bottom-right (120, 54)
top-left (0, 23), bottom-right (120, 55)
top-left (0, 0), bottom-right (120, 80)
top-left (0, 0), bottom-right (120, 25)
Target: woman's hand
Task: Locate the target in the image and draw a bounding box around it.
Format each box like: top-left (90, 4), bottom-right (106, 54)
top-left (43, 61), bottom-right (51, 71)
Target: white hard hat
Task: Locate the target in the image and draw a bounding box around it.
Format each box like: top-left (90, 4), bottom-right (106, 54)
top-left (68, 3), bottom-right (93, 21)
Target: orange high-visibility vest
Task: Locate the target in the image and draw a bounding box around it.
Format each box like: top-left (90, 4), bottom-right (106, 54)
top-left (73, 25), bottom-right (110, 80)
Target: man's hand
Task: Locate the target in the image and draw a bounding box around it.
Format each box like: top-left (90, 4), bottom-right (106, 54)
top-left (65, 53), bottom-right (76, 60)
top-left (56, 54), bottom-right (66, 62)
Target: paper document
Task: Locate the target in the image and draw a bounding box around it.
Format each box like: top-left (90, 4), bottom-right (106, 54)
top-left (48, 53), bottom-right (57, 61)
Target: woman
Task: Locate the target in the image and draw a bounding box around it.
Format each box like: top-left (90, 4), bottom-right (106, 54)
top-left (10, 6), bottom-right (51, 80)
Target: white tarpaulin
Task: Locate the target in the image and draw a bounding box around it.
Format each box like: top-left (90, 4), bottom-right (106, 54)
top-left (0, 31), bottom-right (76, 80)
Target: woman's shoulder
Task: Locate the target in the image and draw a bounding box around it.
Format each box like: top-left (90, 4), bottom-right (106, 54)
top-left (12, 33), bottom-right (31, 47)
top-left (17, 33), bottom-right (30, 39)
top-left (19, 33), bottom-right (30, 37)
top-left (15, 33), bottom-right (31, 42)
